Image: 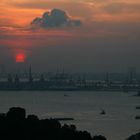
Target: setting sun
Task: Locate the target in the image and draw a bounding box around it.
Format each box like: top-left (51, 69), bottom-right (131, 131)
top-left (16, 53), bottom-right (26, 63)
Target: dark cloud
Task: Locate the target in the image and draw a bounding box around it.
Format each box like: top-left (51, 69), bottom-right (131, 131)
top-left (31, 9), bottom-right (82, 29)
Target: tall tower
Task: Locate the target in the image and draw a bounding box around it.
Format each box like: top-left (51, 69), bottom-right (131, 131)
top-left (40, 74), bottom-right (45, 83)
top-left (14, 74), bottom-right (20, 84)
top-left (29, 65), bottom-right (33, 83)
top-left (105, 72), bottom-right (109, 84)
top-left (127, 67), bottom-right (136, 84)
top-left (8, 74), bottom-right (13, 83)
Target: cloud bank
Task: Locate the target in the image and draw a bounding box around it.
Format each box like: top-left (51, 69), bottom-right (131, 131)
top-left (31, 9), bottom-right (82, 29)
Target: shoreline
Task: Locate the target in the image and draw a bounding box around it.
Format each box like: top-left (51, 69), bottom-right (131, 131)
top-left (0, 89), bottom-right (139, 92)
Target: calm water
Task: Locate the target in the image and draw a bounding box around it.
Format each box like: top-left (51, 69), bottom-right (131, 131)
top-left (0, 91), bottom-right (139, 140)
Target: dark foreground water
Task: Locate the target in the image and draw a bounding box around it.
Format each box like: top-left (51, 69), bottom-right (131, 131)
top-left (0, 91), bottom-right (139, 140)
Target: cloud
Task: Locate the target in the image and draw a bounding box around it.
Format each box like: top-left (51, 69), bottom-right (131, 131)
top-left (31, 9), bottom-right (82, 29)
top-left (103, 2), bottom-right (140, 14)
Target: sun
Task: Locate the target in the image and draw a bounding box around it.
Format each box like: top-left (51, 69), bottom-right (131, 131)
top-left (16, 53), bottom-right (26, 63)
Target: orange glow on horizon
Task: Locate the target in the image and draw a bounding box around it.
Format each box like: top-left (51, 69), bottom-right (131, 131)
top-left (16, 53), bottom-right (26, 63)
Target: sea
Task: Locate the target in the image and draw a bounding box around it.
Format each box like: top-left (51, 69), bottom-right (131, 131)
top-left (0, 91), bottom-right (139, 140)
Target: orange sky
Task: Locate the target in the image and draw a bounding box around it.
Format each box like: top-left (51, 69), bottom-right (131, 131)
top-left (0, 0), bottom-right (140, 28)
top-left (0, 0), bottom-right (140, 71)
top-left (0, 0), bottom-right (140, 49)
top-left (0, 0), bottom-right (140, 40)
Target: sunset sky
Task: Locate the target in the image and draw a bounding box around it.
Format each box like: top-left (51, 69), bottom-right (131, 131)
top-left (0, 0), bottom-right (140, 73)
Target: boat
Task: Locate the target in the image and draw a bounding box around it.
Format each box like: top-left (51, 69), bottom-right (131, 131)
top-left (135, 116), bottom-right (140, 120)
top-left (64, 94), bottom-right (68, 97)
top-left (136, 106), bottom-right (140, 109)
top-left (100, 109), bottom-right (106, 115)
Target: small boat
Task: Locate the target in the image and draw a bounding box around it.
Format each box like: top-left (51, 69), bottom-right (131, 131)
top-left (135, 116), bottom-right (140, 120)
top-left (100, 109), bottom-right (106, 115)
top-left (64, 94), bottom-right (68, 97)
top-left (136, 106), bottom-right (140, 109)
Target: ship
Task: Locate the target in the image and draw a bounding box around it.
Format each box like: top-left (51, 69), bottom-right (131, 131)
top-left (135, 116), bottom-right (140, 120)
top-left (136, 106), bottom-right (140, 109)
top-left (100, 109), bottom-right (106, 115)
